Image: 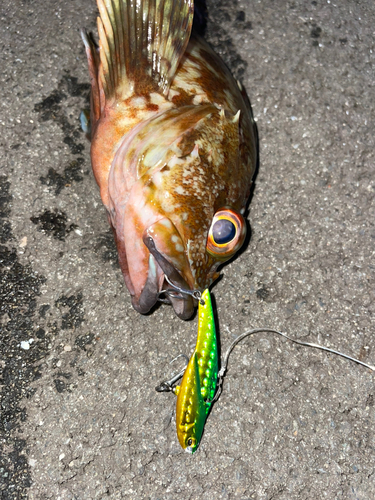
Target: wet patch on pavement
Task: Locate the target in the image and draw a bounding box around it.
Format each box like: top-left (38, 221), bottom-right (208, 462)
top-left (0, 177), bottom-right (49, 500)
top-left (30, 209), bottom-right (78, 241)
top-left (0, 176), bottom-right (13, 244)
top-left (55, 292), bottom-right (84, 330)
top-left (39, 157), bottom-right (87, 196)
top-left (34, 73), bottom-right (90, 192)
top-left (94, 231), bottom-right (120, 268)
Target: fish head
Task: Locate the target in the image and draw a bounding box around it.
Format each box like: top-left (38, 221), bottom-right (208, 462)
top-left (108, 105), bottom-right (253, 319)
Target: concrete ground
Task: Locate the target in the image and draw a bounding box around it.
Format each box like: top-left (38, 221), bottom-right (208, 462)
top-left (1, 0), bottom-right (374, 498)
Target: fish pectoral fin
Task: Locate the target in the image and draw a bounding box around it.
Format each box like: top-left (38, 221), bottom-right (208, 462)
top-left (92, 0), bottom-right (194, 103)
top-left (79, 110), bottom-right (91, 139)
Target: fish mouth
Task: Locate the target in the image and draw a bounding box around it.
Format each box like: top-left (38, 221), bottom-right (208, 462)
top-left (130, 230), bottom-right (196, 320)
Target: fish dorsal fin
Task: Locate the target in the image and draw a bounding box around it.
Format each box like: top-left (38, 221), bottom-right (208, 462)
top-left (96, 0), bottom-right (194, 104)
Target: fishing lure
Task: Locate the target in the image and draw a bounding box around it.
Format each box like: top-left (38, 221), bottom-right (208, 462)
top-left (157, 288), bottom-right (218, 453)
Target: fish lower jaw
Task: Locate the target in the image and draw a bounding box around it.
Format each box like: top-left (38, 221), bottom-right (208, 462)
top-left (129, 270), bottom-right (196, 320)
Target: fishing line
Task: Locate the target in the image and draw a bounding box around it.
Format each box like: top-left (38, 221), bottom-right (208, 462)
top-left (211, 328), bottom-right (375, 403)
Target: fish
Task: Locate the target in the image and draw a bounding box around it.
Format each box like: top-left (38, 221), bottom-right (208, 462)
top-left (81, 0), bottom-right (257, 319)
top-left (175, 288), bottom-right (218, 453)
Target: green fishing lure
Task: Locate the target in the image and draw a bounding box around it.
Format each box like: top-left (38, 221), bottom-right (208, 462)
top-left (175, 289), bottom-right (218, 453)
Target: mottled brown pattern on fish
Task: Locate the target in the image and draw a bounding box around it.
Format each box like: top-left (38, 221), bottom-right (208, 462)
top-left (145, 102), bottom-right (159, 112)
top-left (170, 87), bottom-right (196, 107)
top-left (82, 0), bottom-right (257, 318)
top-left (143, 108), bottom-right (246, 288)
top-left (187, 49), bottom-right (229, 101)
top-left (174, 38), bottom-right (240, 109)
top-left (176, 37), bottom-right (256, 158)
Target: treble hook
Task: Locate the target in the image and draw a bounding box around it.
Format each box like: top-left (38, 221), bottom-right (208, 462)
top-left (155, 354), bottom-right (189, 393)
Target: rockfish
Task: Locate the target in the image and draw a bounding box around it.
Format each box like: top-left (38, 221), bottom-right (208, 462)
top-left (81, 0), bottom-right (257, 319)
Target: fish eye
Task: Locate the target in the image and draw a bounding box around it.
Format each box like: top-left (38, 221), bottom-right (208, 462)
top-left (206, 209), bottom-right (246, 260)
top-left (212, 219), bottom-right (236, 244)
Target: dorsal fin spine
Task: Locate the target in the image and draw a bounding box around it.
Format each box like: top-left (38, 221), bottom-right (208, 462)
top-left (113, 1), bottom-right (125, 85)
top-left (80, 29), bottom-right (101, 122)
top-left (98, 1), bottom-right (116, 93)
top-left (97, 17), bottom-right (112, 92)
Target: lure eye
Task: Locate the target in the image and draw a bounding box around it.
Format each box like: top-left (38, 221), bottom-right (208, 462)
top-left (206, 209), bottom-right (246, 260)
top-left (186, 437), bottom-right (196, 448)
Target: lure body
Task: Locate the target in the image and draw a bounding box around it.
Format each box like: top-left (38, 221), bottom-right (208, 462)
top-left (175, 353), bottom-right (206, 452)
top-left (195, 288), bottom-right (218, 408)
top-left (175, 289), bottom-right (218, 452)
top-left (81, 0), bottom-right (257, 319)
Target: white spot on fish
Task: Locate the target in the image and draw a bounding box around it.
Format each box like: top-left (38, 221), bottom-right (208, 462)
top-left (193, 94), bottom-right (206, 105)
top-left (161, 203), bottom-right (174, 213)
top-left (168, 155), bottom-right (184, 168)
top-left (175, 243), bottom-right (184, 253)
top-left (160, 219), bottom-right (173, 229)
top-left (150, 92), bottom-right (167, 105)
top-left (175, 186), bottom-right (185, 195)
top-left (168, 89), bottom-right (180, 99)
top-left (153, 171), bottom-right (163, 186)
top-left (131, 96), bottom-right (147, 108)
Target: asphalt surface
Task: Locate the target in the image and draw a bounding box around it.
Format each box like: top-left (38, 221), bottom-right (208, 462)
top-left (1, 0), bottom-right (374, 499)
